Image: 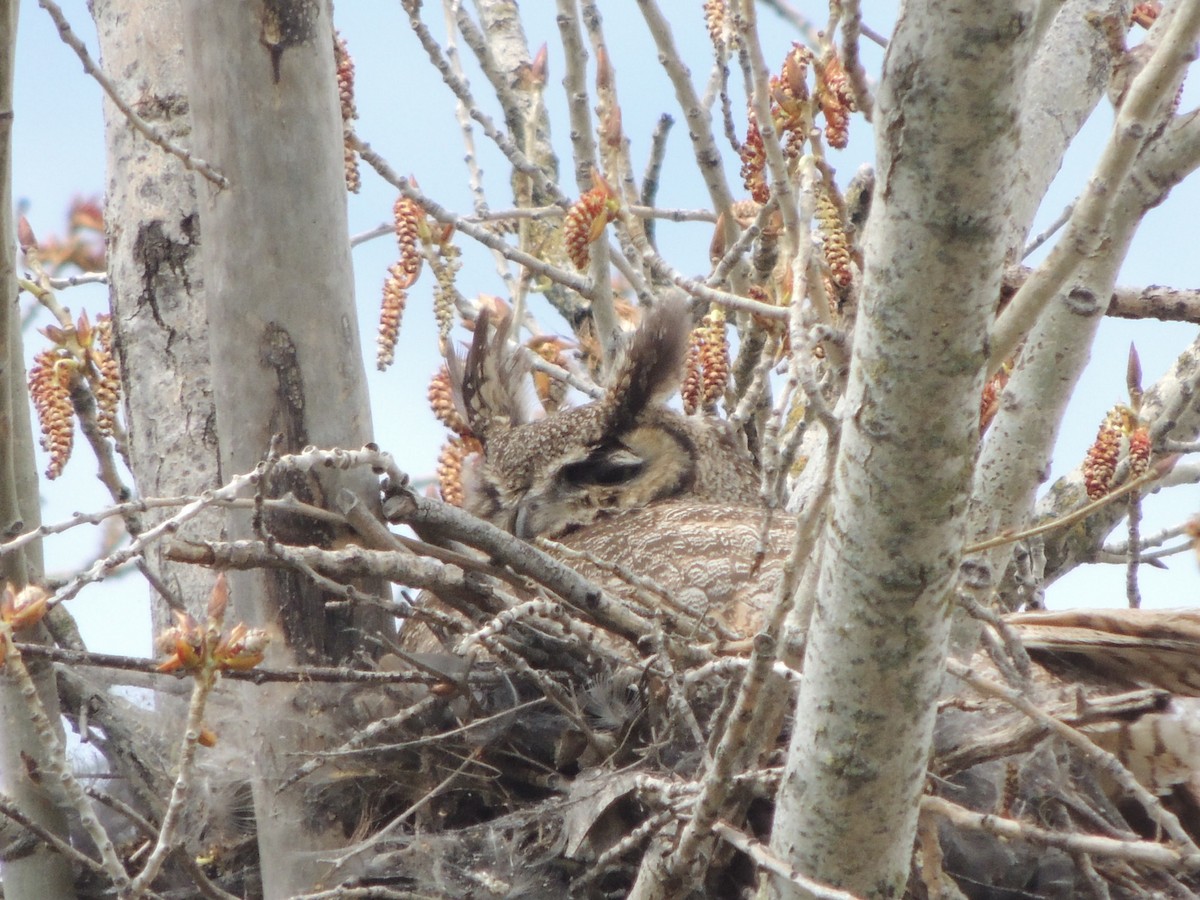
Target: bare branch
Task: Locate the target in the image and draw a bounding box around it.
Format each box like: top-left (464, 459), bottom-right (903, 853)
top-left (37, 0), bottom-right (227, 188)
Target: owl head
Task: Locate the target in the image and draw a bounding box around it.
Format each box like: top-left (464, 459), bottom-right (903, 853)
top-left (450, 298), bottom-right (759, 539)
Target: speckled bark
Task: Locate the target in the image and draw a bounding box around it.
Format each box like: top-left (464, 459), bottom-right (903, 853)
top-left (769, 4), bottom-right (1041, 897)
top-left (90, 0), bottom-right (221, 632)
top-left (965, 0), bottom-right (1179, 628)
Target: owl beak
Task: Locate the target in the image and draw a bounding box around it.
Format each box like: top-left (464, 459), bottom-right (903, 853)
top-left (513, 501), bottom-right (538, 540)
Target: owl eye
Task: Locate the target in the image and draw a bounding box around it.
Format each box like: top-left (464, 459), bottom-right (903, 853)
top-left (561, 448), bottom-right (645, 488)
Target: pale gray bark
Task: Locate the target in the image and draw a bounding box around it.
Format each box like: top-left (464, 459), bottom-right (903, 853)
top-left (179, 2), bottom-right (388, 896)
top-left (0, 1), bottom-right (75, 895)
top-left (90, 0), bottom-right (220, 631)
top-left (769, 5), bottom-right (1041, 896)
top-left (950, 0), bottom-right (1119, 648)
top-left (973, 1), bottom-right (1200, 614)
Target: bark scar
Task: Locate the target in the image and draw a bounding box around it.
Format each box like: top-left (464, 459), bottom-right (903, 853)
top-left (132, 216), bottom-right (199, 327)
top-left (259, 322), bottom-right (308, 450)
top-left (259, 0), bottom-right (320, 84)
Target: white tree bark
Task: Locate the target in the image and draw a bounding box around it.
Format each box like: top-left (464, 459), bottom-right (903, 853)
top-left (769, 4), bottom-right (1041, 895)
top-left (971, 0), bottom-right (1200, 614)
top-left (91, 0), bottom-right (220, 631)
top-left (179, 2), bottom-right (388, 895)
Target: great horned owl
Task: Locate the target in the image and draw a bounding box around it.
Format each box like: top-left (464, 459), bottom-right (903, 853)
top-left (451, 297), bottom-right (761, 540)
top-left (399, 298), bottom-right (777, 651)
top-left (393, 302), bottom-right (1200, 898)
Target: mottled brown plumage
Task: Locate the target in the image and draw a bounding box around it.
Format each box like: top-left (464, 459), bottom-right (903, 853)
top-left (399, 300), bottom-right (1200, 896)
top-left (457, 298), bottom-right (760, 540)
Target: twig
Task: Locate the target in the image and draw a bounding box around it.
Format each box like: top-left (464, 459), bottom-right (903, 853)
top-left (0, 631), bottom-right (131, 889)
top-left (126, 656), bottom-right (220, 896)
top-left (1005, 264), bottom-right (1200, 324)
top-left (708, 200), bottom-right (776, 287)
top-left (712, 821), bottom-right (864, 899)
top-left (735, 0), bottom-right (801, 254)
top-left (989, 0), bottom-right (1200, 370)
top-left (922, 795), bottom-right (1200, 870)
top-left (635, 0), bottom-right (737, 225)
top-left (1100, 521), bottom-right (1191, 555)
top-left (640, 114), bottom-right (674, 246)
top-left (837, 0), bottom-right (874, 120)
top-left (1125, 492), bottom-right (1143, 607)
top-left (1021, 201), bottom-right (1075, 259)
top-left (755, 0), bottom-right (822, 45)
top-left (575, 810), bottom-right (673, 891)
top-left (0, 790), bottom-right (108, 876)
top-left (41, 462), bottom-right (271, 610)
top-left (643, 247), bottom-right (788, 319)
top-left (383, 485), bottom-right (662, 650)
top-left (1, 496), bottom-right (178, 557)
top-left (537, 536), bottom-right (741, 642)
top-left (526, 349), bottom-right (602, 399)
top-left (965, 459), bottom-right (1173, 554)
top-left (945, 658), bottom-right (1200, 854)
top-left (70, 378), bottom-right (133, 503)
top-left (400, 0), bottom-right (561, 200)
top-left (46, 270), bottom-right (108, 289)
top-left (352, 137), bottom-right (593, 298)
top-left (37, 0), bottom-right (227, 188)
top-left (278, 693), bottom-right (441, 791)
top-left (326, 748), bottom-right (485, 870)
top-left (441, 0), bottom-right (518, 298)
top-left (85, 789), bottom-right (240, 900)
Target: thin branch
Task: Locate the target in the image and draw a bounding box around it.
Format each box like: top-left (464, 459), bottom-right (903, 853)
top-left (46, 270), bottom-right (108, 289)
top-left (713, 821), bottom-right (864, 900)
top-left (923, 795), bottom-right (1200, 870)
top-left (324, 748), bottom-right (485, 871)
top-left (965, 459), bottom-right (1173, 554)
top-left (1005, 264), bottom-right (1200, 324)
top-left (635, 0), bottom-right (737, 226)
top-left (945, 658), bottom-right (1200, 855)
top-left (989, 0), bottom-right (1200, 370)
top-left (640, 113), bottom-right (674, 246)
top-left (1021, 201), bottom-right (1075, 259)
top-left (708, 200), bottom-right (776, 287)
top-left (755, 0), bottom-right (823, 45)
top-left (399, 0), bottom-right (564, 203)
top-left (837, 0), bottom-right (874, 120)
top-left (353, 137), bottom-right (593, 298)
top-left (37, 0), bottom-right (227, 188)
top-left (383, 484), bottom-right (662, 651)
top-left (442, 0), bottom-right (519, 298)
top-left (1125, 493), bottom-right (1143, 608)
top-left (643, 246), bottom-right (788, 319)
top-left (0, 633), bottom-right (131, 888)
top-left (0, 790), bottom-right (108, 876)
top-left (735, 0), bottom-right (801, 255)
top-left (278, 693), bottom-right (441, 791)
top-left (126, 660), bottom-right (217, 896)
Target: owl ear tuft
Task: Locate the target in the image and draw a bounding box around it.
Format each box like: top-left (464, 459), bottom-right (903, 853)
top-left (453, 309), bottom-right (542, 445)
top-left (600, 296), bottom-right (692, 434)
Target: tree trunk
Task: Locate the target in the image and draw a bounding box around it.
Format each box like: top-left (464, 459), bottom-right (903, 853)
top-left (769, 4), bottom-right (1040, 896)
top-left (0, 1), bottom-right (75, 896)
top-left (179, 1), bottom-right (389, 895)
top-left (90, 0), bottom-right (220, 633)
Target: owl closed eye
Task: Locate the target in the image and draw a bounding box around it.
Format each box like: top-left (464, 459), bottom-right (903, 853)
top-left (449, 297), bottom-right (760, 539)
